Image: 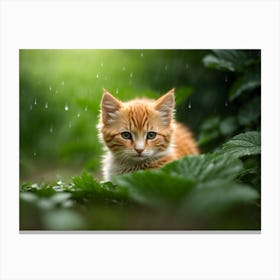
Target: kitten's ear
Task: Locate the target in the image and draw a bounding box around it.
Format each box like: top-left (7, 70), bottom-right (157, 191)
top-left (101, 89), bottom-right (122, 124)
top-left (154, 88), bottom-right (175, 125)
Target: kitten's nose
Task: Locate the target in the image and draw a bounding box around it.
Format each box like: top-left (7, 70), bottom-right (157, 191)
top-left (135, 148), bottom-right (144, 155)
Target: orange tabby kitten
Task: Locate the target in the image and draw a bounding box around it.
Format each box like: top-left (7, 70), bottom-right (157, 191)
top-left (98, 88), bottom-right (199, 181)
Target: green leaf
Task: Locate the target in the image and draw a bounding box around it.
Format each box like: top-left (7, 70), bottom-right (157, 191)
top-left (114, 170), bottom-right (195, 208)
top-left (219, 116), bottom-right (238, 136)
top-left (198, 116), bottom-right (221, 145)
top-left (161, 154), bottom-right (243, 183)
top-left (203, 50), bottom-right (259, 72)
top-left (72, 171), bottom-right (128, 202)
top-left (238, 96), bottom-right (261, 126)
top-left (221, 131), bottom-right (261, 158)
top-left (203, 54), bottom-right (236, 72)
top-left (180, 184), bottom-right (259, 217)
top-left (42, 209), bottom-right (86, 230)
top-left (114, 154), bottom-right (244, 209)
top-left (229, 71), bottom-right (260, 101)
top-left (72, 171), bottom-right (101, 191)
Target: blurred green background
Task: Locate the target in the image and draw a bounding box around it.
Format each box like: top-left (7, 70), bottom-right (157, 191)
top-left (20, 49), bottom-right (260, 182)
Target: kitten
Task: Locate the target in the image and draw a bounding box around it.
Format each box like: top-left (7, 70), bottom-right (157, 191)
top-left (98, 88), bottom-right (199, 182)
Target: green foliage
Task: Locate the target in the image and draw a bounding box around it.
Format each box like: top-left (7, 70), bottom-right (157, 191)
top-left (203, 50), bottom-right (259, 72)
top-left (199, 50), bottom-right (260, 151)
top-left (20, 134), bottom-right (261, 230)
top-left (221, 131), bottom-right (261, 158)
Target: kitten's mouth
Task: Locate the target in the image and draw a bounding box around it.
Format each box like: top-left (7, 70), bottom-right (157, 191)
top-left (132, 154), bottom-right (146, 159)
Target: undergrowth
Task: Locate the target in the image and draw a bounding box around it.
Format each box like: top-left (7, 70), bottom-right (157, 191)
top-left (20, 131), bottom-right (261, 230)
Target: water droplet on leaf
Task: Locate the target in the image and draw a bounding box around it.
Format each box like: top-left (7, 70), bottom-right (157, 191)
top-left (34, 99), bottom-right (37, 105)
top-left (85, 106), bottom-right (88, 112)
top-left (96, 73), bottom-right (99, 79)
top-left (45, 102), bottom-right (48, 109)
top-left (65, 104), bottom-right (69, 111)
top-left (130, 72), bottom-right (133, 78)
top-left (77, 112), bottom-right (80, 118)
top-left (140, 52), bottom-right (144, 57)
top-left (49, 126), bottom-right (53, 133)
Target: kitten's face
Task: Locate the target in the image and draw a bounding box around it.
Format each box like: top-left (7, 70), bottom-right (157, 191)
top-left (99, 89), bottom-right (175, 161)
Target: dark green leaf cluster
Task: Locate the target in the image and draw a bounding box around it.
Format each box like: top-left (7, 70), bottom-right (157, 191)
top-left (199, 50), bottom-right (260, 152)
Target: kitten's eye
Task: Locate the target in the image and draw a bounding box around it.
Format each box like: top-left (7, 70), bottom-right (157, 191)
top-left (121, 131), bottom-right (132, 140)
top-left (147, 131), bottom-right (157, 140)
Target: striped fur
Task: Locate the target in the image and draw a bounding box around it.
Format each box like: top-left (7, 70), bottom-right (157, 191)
top-left (98, 88), bottom-right (199, 181)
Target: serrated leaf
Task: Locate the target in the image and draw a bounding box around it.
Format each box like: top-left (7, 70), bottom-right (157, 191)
top-left (161, 154), bottom-right (243, 183)
top-left (72, 171), bottom-right (128, 202)
top-left (221, 131), bottom-right (261, 158)
top-left (114, 154), bottom-right (245, 209)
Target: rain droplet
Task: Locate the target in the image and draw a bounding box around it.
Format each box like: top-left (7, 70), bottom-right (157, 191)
top-left (77, 112), bottom-right (80, 118)
top-left (33, 152), bottom-right (37, 156)
top-left (116, 88), bottom-right (119, 94)
top-left (65, 104), bottom-right (69, 111)
top-left (188, 102), bottom-right (192, 109)
top-left (96, 73), bottom-right (99, 79)
top-left (49, 86), bottom-right (52, 91)
top-left (130, 72), bottom-right (133, 78)
top-left (49, 126), bottom-right (53, 133)
top-left (34, 98), bottom-right (37, 105)
top-left (140, 52), bottom-right (144, 57)
top-left (45, 102), bottom-right (48, 109)
top-left (122, 66), bottom-right (126, 71)
top-left (165, 65), bottom-right (168, 71)
top-left (61, 81), bottom-right (65, 86)
top-left (84, 106), bottom-right (88, 112)
top-left (225, 102), bottom-right (228, 107)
